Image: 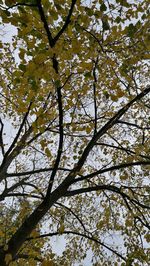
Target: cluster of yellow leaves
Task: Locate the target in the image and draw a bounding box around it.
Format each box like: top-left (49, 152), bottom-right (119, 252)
top-left (42, 260), bottom-right (54, 266)
top-left (0, 0), bottom-right (149, 265)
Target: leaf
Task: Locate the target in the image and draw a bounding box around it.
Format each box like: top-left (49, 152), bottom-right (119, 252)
top-left (30, 229), bottom-right (39, 238)
top-left (0, 230), bottom-right (4, 237)
top-left (121, 0), bottom-right (130, 7)
top-left (100, 3), bottom-right (107, 12)
top-left (3, 245), bottom-right (8, 251)
top-left (54, 79), bottom-right (61, 88)
top-left (126, 23), bottom-right (137, 37)
top-left (110, 94), bottom-right (118, 101)
top-left (85, 7), bottom-right (93, 16)
top-left (85, 126), bottom-right (92, 134)
top-left (5, 254), bottom-right (12, 265)
top-left (45, 147), bottom-right (51, 157)
top-left (144, 233), bottom-right (150, 243)
top-left (55, 3), bottom-right (61, 10)
top-left (102, 20), bottom-right (110, 31)
top-left (58, 223), bottom-right (65, 234)
top-left (115, 16), bottom-right (121, 23)
top-left (120, 175), bottom-right (128, 180)
top-left (103, 90), bottom-right (109, 99)
top-left (19, 64), bottom-right (26, 71)
top-left (84, 72), bottom-right (91, 78)
top-left (5, 0), bottom-right (16, 7)
top-left (3, 9), bottom-right (11, 17)
top-left (42, 260), bottom-right (54, 266)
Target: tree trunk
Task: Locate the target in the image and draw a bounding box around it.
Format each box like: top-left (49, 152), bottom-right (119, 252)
top-left (0, 184), bottom-right (67, 264)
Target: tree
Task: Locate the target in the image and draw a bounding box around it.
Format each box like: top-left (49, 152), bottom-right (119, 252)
top-left (0, 0), bottom-right (149, 265)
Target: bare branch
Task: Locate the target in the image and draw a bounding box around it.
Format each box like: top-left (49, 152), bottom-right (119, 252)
top-left (45, 86), bottom-right (64, 196)
top-left (4, 101), bottom-right (32, 158)
top-left (92, 57), bottom-right (98, 135)
top-left (6, 167), bottom-right (71, 178)
top-left (0, 118), bottom-right (5, 156)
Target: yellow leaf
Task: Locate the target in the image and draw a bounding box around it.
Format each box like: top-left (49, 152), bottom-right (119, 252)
top-left (116, 89), bottom-right (125, 97)
top-left (45, 147), bottom-right (51, 157)
top-left (4, 245), bottom-right (8, 251)
top-left (40, 139), bottom-right (47, 149)
top-left (42, 260), bottom-right (54, 266)
top-left (58, 223), bottom-right (65, 234)
top-left (34, 54), bottom-right (47, 64)
top-left (120, 175), bottom-right (128, 180)
top-left (0, 230), bottom-right (4, 237)
top-left (86, 127), bottom-right (92, 134)
top-left (5, 253), bottom-right (12, 265)
top-left (30, 229), bottom-right (39, 238)
top-left (144, 233), bottom-right (150, 242)
top-left (110, 94), bottom-right (118, 101)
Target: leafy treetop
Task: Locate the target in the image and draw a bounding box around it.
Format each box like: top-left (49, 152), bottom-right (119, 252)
top-left (0, 0), bottom-right (150, 265)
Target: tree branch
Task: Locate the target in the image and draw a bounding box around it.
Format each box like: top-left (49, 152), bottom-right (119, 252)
top-left (36, 0), bottom-right (54, 47)
top-left (73, 160), bottom-right (150, 183)
top-left (14, 253), bottom-right (42, 262)
top-left (93, 57), bottom-right (98, 135)
top-left (95, 142), bottom-right (150, 160)
top-left (65, 185), bottom-right (150, 211)
top-left (6, 167), bottom-right (71, 178)
top-left (27, 230), bottom-right (126, 261)
top-left (37, 0), bottom-right (77, 48)
top-left (4, 101), bottom-right (32, 158)
top-left (0, 193), bottom-right (42, 201)
top-left (0, 118), bottom-right (5, 156)
top-left (55, 202), bottom-right (87, 232)
top-left (45, 86), bottom-right (64, 196)
top-left (0, 3), bottom-right (37, 10)
top-left (53, 0), bottom-right (77, 44)
top-left (117, 120), bottom-right (150, 130)
top-left (61, 86), bottom-right (150, 187)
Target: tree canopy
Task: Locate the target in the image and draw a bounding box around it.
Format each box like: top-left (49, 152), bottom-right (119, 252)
top-left (0, 0), bottom-right (150, 265)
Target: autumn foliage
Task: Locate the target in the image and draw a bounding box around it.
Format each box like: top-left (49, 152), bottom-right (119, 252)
top-left (0, 0), bottom-right (150, 265)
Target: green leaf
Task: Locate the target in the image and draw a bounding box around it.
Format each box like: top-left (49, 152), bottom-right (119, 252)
top-left (102, 20), bottom-right (110, 31)
top-left (54, 80), bottom-right (61, 88)
top-left (115, 16), bottom-right (121, 24)
top-left (127, 23), bottom-right (137, 37)
top-left (100, 3), bottom-right (107, 12)
top-left (84, 72), bottom-right (91, 78)
top-left (55, 3), bottom-right (61, 10)
top-left (19, 64), bottom-right (26, 71)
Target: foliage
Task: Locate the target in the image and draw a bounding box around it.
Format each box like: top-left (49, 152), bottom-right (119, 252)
top-left (0, 0), bottom-right (150, 265)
